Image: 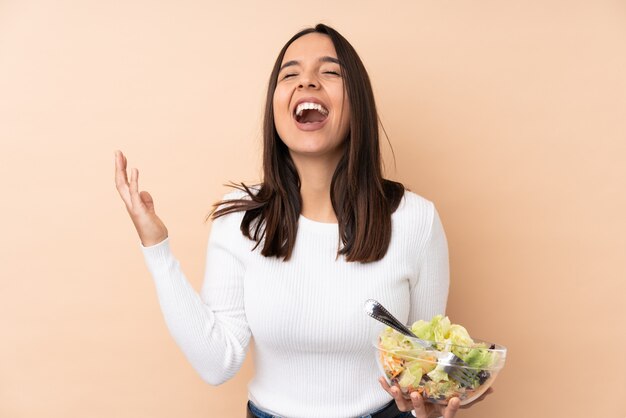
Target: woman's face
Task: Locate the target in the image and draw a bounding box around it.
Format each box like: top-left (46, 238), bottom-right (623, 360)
top-left (273, 33), bottom-right (351, 162)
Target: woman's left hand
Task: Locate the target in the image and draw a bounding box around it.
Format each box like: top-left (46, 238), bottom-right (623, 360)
top-left (378, 377), bottom-right (494, 418)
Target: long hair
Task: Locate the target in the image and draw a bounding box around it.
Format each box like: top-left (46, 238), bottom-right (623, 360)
top-left (209, 23), bottom-right (404, 262)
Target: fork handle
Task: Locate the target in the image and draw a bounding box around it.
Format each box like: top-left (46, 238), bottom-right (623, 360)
top-left (364, 299), bottom-right (431, 348)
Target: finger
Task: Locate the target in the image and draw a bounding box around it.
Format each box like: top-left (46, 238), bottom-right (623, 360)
top-left (378, 377), bottom-right (393, 394)
top-left (410, 392), bottom-right (429, 418)
top-left (114, 151), bottom-right (132, 206)
top-left (379, 378), bottom-right (411, 412)
top-left (129, 167), bottom-right (145, 212)
top-left (114, 151), bottom-right (128, 181)
top-left (378, 377), bottom-right (397, 401)
top-left (114, 151), bottom-right (123, 182)
top-left (389, 385), bottom-right (411, 412)
top-left (442, 397), bottom-right (460, 418)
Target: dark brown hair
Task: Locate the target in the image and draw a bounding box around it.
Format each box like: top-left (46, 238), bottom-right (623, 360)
top-left (209, 23), bottom-right (404, 262)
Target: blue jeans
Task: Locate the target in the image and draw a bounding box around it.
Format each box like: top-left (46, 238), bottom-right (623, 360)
top-left (246, 400), bottom-right (413, 418)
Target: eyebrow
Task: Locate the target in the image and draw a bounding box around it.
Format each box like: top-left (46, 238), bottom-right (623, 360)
top-left (279, 56), bottom-right (341, 72)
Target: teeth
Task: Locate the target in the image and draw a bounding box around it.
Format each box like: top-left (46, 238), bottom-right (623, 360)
top-left (295, 102), bottom-right (329, 117)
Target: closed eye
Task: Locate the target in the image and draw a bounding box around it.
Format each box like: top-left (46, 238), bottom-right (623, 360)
top-left (324, 71), bottom-right (341, 76)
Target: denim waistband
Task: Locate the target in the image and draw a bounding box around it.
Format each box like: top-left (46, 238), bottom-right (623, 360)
top-left (247, 400), bottom-right (281, 418)
top-left (246, 400), bottom-right (412, 418)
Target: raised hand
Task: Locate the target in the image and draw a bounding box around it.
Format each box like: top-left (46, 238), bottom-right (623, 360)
top-left (379, 377), bottom-right (493, 418)
top-left (114, 150), bottom-right (169, 247)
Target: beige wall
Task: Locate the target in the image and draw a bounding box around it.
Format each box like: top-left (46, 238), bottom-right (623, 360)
top-left (1, 1), bottom-right (625, 417)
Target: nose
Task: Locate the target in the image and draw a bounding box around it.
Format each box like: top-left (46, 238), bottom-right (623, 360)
top-left (297, 71), bottom-right (319, 90)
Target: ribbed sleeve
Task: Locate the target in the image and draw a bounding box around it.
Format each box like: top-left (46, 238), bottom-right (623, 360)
top-left (140, 211), bottom-right (251, 385)
top-left (408, 205), bottom-right (450, 324)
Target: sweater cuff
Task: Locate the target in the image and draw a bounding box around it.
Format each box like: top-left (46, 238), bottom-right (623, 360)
top-left (139, 236), bottom-right (172, 263)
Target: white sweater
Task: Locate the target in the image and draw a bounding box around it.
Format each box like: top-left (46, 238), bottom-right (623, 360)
top-left (140, 190), bottom-right (449, 418)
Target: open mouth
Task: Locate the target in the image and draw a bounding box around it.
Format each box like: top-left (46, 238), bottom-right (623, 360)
top-left (294, 102), bottom-right (329, 124)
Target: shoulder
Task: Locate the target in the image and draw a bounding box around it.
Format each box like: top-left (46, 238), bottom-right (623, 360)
top-left (210, 188), bottom-right (250, 232)
top-left (210, 185), bottom-right (261, 240)
top-left (394, 190), bottom-right (435, 222)
top-left (392, 190), bottom-right (440, 244)
top-left (213, 184), bottom-right (261, 217)
top-left (221, 184), bottom-right (261, 202)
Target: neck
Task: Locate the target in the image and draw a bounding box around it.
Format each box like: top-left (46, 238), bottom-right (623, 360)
top-left (291, 152), bottom-right (342, 223)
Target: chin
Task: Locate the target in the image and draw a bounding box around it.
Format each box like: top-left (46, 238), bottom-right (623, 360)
top-left (290, 144), bottom-right (344, 161)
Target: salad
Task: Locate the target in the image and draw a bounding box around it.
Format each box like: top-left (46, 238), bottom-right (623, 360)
top-left (377, 315), bottom-right (501, 404)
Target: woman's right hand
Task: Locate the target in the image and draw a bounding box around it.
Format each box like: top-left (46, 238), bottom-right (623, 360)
top-left (114, 150), bottom-right (169, 247)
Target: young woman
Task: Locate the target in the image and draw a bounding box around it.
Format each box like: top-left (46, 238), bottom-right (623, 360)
top-left (114, 24), bottom-right (491, 418)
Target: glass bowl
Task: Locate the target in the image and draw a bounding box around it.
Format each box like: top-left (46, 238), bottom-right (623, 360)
top-left (373, 330), bottom-right (506, 406)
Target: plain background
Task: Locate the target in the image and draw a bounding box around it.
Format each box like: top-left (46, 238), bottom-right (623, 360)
top-left (1, 1), bottom-right (625, 417)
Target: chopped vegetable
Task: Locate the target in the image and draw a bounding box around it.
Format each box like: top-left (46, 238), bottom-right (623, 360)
top-left (377, 315), bottom-right (501, 403)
